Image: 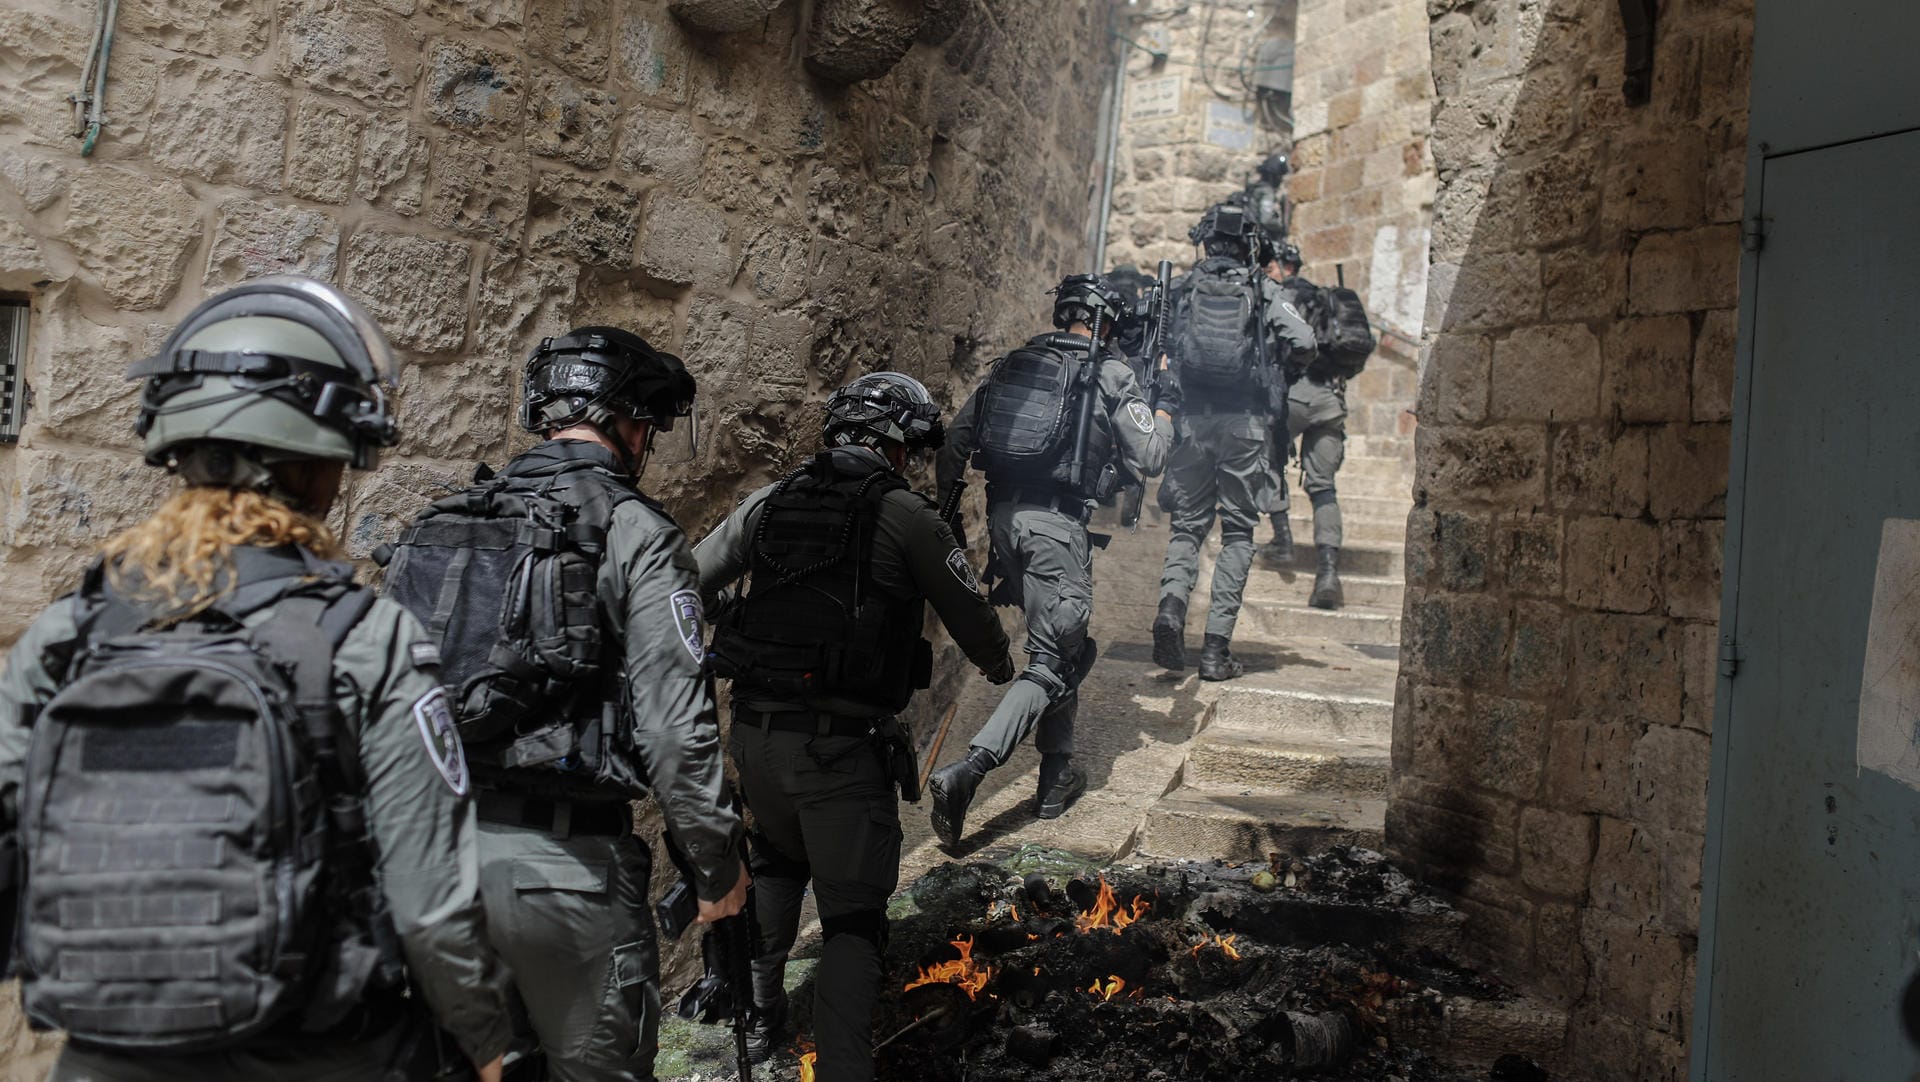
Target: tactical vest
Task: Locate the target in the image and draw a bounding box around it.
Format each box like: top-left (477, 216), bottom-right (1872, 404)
top-left (969, 333), bottom-right (1116, 498)
top-left (20, 548), bottom-right (402, 1053)
top-left (709, 453), bottom-right (930, 714)
top-left (380, 442), bottom-right (650, 799)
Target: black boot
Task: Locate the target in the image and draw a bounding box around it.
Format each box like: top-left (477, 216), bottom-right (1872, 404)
top-left (744, 995), bottom-right (789, 1064)
top-left (1310, 546), bottom-right (1343, 609)
top-left (928, 747), bottom-right (995, 850)
top-left (1199, 634), bottom-right (1245, 681)
top-left (1152, 595), bottom-right (1187, 671)
top-left (1260, 514), bottom-right (1294, 566)
top-left (1035, 755), bottom-right (1087, 819)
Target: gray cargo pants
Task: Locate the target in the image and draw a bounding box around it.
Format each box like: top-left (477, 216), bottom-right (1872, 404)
top-left (1161, 411), bottom-right (1274, 640)
top-left (971, 500), bottom-right (1093, 764)
top-left (732, 720), bottom-right (902, 1082)
top-left (1272, 378), bottom-right (1347, 549)
top-left (478, 815), bottom-right (660, 1082)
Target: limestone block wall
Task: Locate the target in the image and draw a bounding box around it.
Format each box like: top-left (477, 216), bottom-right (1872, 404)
top-left (0, 0), bottom-right (1112, 645)
top-left (1101, 0), bottom-right (1297, 273)
top-left (1393, 0), bottom-right (1752, 1077)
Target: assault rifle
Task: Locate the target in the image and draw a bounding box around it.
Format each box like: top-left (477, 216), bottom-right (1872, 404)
top-left (1118, 260), bottom-right (1175, 531)
top-left (661, 834), bottom-right (758, 1082)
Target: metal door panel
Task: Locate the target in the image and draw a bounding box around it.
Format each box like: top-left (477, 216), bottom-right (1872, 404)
top-left (1694, 128), bottom-right (1920, 1081)
top-left (1751, 0), bottom-right (1920, 155)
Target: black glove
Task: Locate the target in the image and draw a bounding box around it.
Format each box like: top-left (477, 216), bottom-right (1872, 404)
top-left (985, 654), bottom-right (1017, 685)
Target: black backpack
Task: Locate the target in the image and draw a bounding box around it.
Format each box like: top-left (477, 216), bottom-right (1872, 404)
top-left (378, 459), bottom-right (635, 774)
top-left (971, 341), bottom-right (1081, 480)
top-left (18, 550), bottom-right (396, 1052)
top-left (1314, 285), bottom-right (1376, 380)
top-left (1172, 266), bottom-right (1263, 391)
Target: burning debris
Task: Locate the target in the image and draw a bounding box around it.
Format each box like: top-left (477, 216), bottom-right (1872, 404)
top-left (732, 846), bottom-right (1551, 1082)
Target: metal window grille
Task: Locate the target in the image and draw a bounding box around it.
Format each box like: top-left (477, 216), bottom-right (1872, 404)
top-left (1, 300), bottom-right (26, 443)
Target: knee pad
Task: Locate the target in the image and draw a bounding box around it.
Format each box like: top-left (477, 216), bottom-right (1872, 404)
top-left (748, 832), bottom-right (810, 882)
top-left (1221, 524), bottom-right (1255, 545)
top-left (1310, 489), bottom-right (1338, 508)
top-left (821, 908), bottom-right (889, 952)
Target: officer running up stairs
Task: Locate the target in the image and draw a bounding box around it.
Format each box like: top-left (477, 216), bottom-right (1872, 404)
top-left (695, 373), bottom-right (1014, 1082)
top-left (926, 274), bottom-right (1175, 851)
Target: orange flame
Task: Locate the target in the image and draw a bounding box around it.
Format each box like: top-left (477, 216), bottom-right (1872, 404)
top-left (903, 935), bottom-right (996, 1000)
top-left (799, 1051), bottom-right (817, 1082)
top-left (1189, 933), bottom-right (1242, 959)
top-left (1086, 974), bottom-right (1127, 1001)
top-left (1075, 877), bottom-right (1151, 935)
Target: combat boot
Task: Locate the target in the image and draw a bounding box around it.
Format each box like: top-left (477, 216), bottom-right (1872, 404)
top-left (928, 747), bottom-right (995, 850)
top-left (1260, 514), bottom-right (1294, 566)
top-left (744, 995), bottom-right (789, 1064)
top-left (1198, 634), bottom-right (1245, 681)
top-left (1152, 595), bottom-right (1188, 671)
top-left (1310, 546), bottom-right (1343, 609)
top-left (1035, 755), bottom-right (1087, 819)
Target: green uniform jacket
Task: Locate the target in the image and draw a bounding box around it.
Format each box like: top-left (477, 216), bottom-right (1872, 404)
top-left (0, 589), bottom-right (514, 1064)
top-left (936, 343), bottom-right (1174, 500)
top-left (594, 476), bottom-right (745, 902)
top-left (694, 445), bottom-right (1015, 707)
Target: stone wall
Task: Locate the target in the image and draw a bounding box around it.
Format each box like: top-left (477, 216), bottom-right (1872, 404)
top-left (1392, 0), bottom-right (1752, 1077)
top-left (0, 0), bottom-right (1113, 1071)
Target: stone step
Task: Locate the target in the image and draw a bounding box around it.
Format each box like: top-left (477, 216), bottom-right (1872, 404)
top-left (1187, 731), bottom-right (1391, 793)
top-left (1275, 508), bottom-right (1408, 544)
top-left (1258, 540), bottom-right (1404, 577)
top-left (1332, 455), bottom-right (1416, 484)
top-left (1245, 567), bottom-right (1404, 610)
top-left (1207, 684), bottom-right (1396, 743)
top-left (1332, 475), bottom-right (1416, 503)
top-left (1233, 597), bottom-right (1402, 646)
top-left (1140, 786), bottom-right (1387, 861)
top-left (1276, 492), bottom-right (1410, 523)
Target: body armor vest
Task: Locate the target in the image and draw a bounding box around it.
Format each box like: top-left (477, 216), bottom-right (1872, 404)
top-left (970, 333), bottom-right (1117, 498)
top-left (382, 441), bottom-right (650, 800)
top-left (710, 452), bottom-right (930, 714)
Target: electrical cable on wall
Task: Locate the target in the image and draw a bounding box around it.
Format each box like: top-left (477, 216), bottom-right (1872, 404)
top-left (70, 0), bottom-right (118, 157)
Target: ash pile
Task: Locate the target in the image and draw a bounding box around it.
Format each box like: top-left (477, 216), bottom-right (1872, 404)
top-left (772, 846), bottom-right (1558, 1082)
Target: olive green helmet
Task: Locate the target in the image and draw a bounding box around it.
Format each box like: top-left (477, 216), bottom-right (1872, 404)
top-left (130, 276), bottom-right (400, 488)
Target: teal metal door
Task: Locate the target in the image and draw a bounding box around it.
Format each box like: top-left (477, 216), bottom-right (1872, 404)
top-left (1693, 126), bottom-right (1920, 1081)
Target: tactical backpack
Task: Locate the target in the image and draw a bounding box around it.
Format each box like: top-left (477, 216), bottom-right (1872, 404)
top-left (1172, 266), bottom-right (1263, 391)
top-left (709, 453), bottom-right (931, 712)
top-left (378, 457), bottom-right (637, 780)
top-left (970, 339), bottom-right (1102, 491)
top-left (1313, 285), bottom-right (1377, 381)
top-left (18, 550), bottom-right (396, 1053)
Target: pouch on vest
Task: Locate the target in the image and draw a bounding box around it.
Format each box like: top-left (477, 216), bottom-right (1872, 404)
top-left (1173, 268), bottom-right (1262, 392)
top-left (18, 554), bottom-right (393, 1053)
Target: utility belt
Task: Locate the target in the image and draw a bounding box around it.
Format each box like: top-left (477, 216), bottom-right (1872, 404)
top-left (1182, 397), bottom-right (1263, 416)
top-left (475, 790), bottom-right (633, 838)
top-left (733, 706), bottom-right (921, 803)
top-left (983, 485), bottom-right (1093, 524)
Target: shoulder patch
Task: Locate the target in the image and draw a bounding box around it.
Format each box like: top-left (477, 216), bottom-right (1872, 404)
top-left (1280, 302), bottom-right (1304, 322)
top-left (408, 641), bottom-right (441, 671)
top-left (669, 589), bottom-right (705, 666)
top-left (411, 688), bottom-right (468, 797)
top-left (1127, 400), bottom-right (1157, 434)
top-left (946, 549), bottom-right (982, 593)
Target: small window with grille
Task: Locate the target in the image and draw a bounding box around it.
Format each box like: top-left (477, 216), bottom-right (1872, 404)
top-left (1, 299), bottom-right (27, 443)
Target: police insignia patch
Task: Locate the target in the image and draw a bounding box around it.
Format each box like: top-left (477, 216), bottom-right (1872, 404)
top-left (1127, 400), bottom-right (1156, 434)
top-left (411, 687), bottom-right (468, 796)
top-left (947, 549), bottom-right (981, 593)
top-left (670, 589), bottom-right (705, 665)
top-left (1281, 302), bottom-right (1304, 321)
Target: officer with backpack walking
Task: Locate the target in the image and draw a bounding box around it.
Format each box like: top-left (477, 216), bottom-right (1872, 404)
top-left (379, 328), bottom-right (748, 1082)
top-left (694, 373), bottom-right (1014, 1082)
top-left (926, 274), bottom-right (1173, 850)
top-left (0, 277), bottom-right (512, 1081)
top-left (1152, 205), bottom-right (1318, 681)
top-left (1260, 242), bottom-right (1378, 610)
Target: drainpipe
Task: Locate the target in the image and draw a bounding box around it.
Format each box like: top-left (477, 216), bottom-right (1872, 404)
top-left (1090, 25), bottom-right (1129, 274)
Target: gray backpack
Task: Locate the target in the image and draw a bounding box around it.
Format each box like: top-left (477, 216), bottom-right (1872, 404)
top-left (1172, 266), bottom-right (1263, 391)
top-left (17, 549), bottom-right (397, 1053)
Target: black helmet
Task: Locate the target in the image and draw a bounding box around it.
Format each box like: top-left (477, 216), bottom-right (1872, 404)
top-left (130, 276), bottom-right (400, 483)
top-left (1105, 264), bottom-right (1149, 309)
top-left (1277, 242), bottom-right (1303, 270)
top-left (1049, 274), bottom-right (1128, 332)
top-left (519, 326), bottom-right (695, 435)
top-left (1187, 203), bottom-right (1256, 258)
top-left (824, 372), bottom-right (944, 452)
top-left (1256, 152), bottom-right (1290, 185)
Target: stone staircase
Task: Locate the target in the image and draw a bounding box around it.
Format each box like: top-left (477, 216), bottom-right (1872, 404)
top-left (1137, 360), bottom-right (1417, 864)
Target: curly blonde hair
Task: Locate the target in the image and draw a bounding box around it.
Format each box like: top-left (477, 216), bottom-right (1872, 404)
top-left (100, 485), bottom-right (343, 618)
